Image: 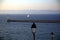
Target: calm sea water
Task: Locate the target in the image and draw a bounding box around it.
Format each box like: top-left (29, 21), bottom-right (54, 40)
top-left (0, 14), bottom-right (60, 40)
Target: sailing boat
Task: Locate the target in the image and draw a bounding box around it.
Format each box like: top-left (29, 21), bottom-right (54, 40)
top-left (27, 14), bottom-right (30, 18)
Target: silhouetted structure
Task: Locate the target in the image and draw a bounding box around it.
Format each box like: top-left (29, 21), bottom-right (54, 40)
top-left (50, 32), bottom-right (54, 40)
top-left (31, 22), bottom-right (36, 40)
top-left (0, 37), bottom-right (4, 40)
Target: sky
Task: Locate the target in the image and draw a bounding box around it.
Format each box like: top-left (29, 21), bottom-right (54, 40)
top-left (0, 0), bottom-right (60, 14)
top-left (0, 0), bottom-right (60, 10)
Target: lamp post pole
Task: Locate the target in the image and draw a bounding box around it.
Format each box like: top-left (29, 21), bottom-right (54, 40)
top-left (33, 32), bottom-right (35, 40)
top-left (31, 22), bottom-right (36, 40)
top-left (50, 32), bottom-right (54, 40)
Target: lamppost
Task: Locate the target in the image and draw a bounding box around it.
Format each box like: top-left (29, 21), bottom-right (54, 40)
top-left (50, 32), bottom-right (54, 40)
top-left (31, 22), bottom-right (36, 40)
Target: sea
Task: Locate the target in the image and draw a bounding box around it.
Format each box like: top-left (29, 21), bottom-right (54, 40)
top-left (0, 10), bottom-right (60, 40)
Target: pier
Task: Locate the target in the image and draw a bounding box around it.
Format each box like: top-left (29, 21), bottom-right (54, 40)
top-left (7, 19), bottom-right (60, 23)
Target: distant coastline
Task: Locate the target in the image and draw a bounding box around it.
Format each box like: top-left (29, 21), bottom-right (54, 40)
top-left (0, 10), bottom-right (60, 14)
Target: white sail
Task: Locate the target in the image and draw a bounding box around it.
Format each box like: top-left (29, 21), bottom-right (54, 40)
top-left (27, 14), bottom-right (30, 18)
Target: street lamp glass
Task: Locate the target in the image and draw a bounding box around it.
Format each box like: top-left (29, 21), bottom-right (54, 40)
top-left (32, 28), bottom-right (36, 33)
top-left (51, 35), bottom-right (54, 37)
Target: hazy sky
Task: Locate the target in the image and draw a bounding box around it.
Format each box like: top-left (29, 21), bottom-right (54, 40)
top-left (0, 0), bottom-right (59, 10)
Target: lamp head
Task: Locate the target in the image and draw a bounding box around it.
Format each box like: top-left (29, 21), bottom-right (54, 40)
top-left (31, 22), bottom-right (36, 33)
top-left (50, 32), bottom-right (54, 37)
